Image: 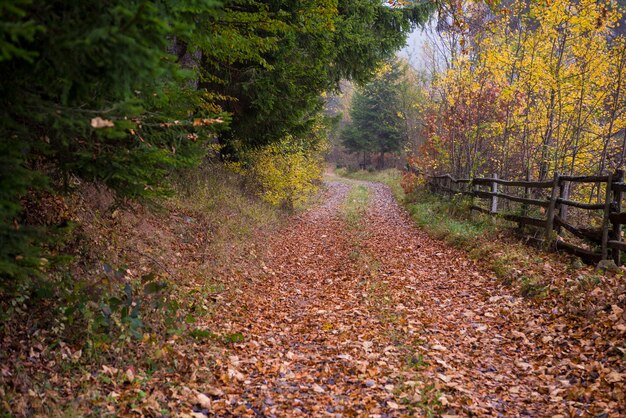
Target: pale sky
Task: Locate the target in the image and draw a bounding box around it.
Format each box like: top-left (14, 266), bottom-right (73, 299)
top-left (398, 22), bottom-right (437, 71)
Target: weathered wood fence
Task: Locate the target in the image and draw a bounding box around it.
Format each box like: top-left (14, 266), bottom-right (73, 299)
top-left (428, 170), bottom-right (625, 265)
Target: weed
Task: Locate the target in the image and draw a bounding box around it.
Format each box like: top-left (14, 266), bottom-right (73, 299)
top-left (575, 274), bottom-right (601, 290)
top-left (519, 276), bottom-right (547, 298)
top-left (406, 353), bottom-right (428, 370)
top-left (222, 332), bottom-right (245, 345)
top-left (404, 191), bottom-right (496, 248)
top-left (189, 329), bottom-right (218, 340)
top-left (393, 380), bottom-right (443, 417)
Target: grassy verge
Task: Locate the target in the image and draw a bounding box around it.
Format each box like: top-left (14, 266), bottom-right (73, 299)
top-left (342, 184), bottom-right (370, 227)
top-left (170, 163), bottom-right (281, 268)
top-left (335, 168), bottom-right (405, 201)
top-left (404, 191), bottom-right (497, 251)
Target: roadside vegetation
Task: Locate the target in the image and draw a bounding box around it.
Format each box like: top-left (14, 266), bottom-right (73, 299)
top-left (0, 162), bottom-right (283, 415)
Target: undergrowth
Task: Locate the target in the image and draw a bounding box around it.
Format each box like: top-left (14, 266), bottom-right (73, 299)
top-left (170, 163), bottom-right (280, 266)
top-left (342, 184), bottom-right (370, 227)
top-left (0, 163), bottom-right (285, 415)
top-left (404, 191), bottom-right (496, 251)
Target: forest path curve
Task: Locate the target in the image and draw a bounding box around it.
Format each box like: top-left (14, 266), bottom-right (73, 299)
top-left (202, 180), bottom-right (624, 417)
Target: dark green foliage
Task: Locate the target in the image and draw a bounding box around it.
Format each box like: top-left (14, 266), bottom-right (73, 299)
top-left (0, 0), bottom-right (221, 281)
top-left (202, 0), bottom-right (433, 150)
top-left (1, 0), bottom-right (222, 195)
top-left (341, 60), bottom-right (409, 166)
top-left (332, 1), bottom-right (432, 85)
top-left (0, 0), bottom-right (433, 282)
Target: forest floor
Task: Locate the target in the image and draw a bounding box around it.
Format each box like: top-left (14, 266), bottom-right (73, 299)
top-left (194, 179), bottom-right (624, 417)
top-left (2, 178), bottom-right (624, 417)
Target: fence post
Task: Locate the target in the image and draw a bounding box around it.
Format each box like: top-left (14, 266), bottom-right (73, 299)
top-left (490, 173), bottom-right (498, 214)
top-left (545, 172), bottom-right (560, 246)
top-left (611, 170), bottom-right (623, 265)
top-left (556, 180), bottom-right (570, 235)
top-left (470, 179), bottom-right (477, 215)
top-left (520, 169), bottom-right (530, 229)
top-left (601, 172), bottom-right (614, 260)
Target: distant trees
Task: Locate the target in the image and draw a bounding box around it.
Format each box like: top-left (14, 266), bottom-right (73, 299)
top-left (341, 60), bottom-right (411, 168)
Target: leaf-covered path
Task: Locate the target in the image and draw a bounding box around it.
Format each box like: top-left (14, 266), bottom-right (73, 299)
top-left (202, 181), bottom-right (624, 417)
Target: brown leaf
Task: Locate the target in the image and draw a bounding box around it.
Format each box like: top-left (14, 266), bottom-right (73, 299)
top-left (196, 393), bottom-right (211, 409)
top-left (90, 117), bottom-right (114, 128)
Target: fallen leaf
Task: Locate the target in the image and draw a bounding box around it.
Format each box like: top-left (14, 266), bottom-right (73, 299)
top-left (90, 117), bottom-right (114, 128)
top-left (605, 371), bottom-right (623, 383)
top-left (312, 384), bottom-right (325, 393)
top-left (196, 393), bottom-right (211, 409)
top-left (437, 373), bottom-right (451, 383)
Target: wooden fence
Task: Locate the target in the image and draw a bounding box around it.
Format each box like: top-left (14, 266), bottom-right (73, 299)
top-left (428, 170), bottom-right (625, 265)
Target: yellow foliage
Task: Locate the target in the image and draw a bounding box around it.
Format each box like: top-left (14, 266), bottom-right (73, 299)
top-left (248, 139), bottom-right (324, 209)
top-left (420, 0), bottom-right (626, 178)
top-left (228, 122), bottom-right (328, 210)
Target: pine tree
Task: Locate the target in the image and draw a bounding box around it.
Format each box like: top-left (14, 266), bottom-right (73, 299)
top-left (199, 0), bottom-right (433, 152)
top-left (0, 0), bottom-right (221, 282)
top-left (341, 60), bottom-right (409, 168)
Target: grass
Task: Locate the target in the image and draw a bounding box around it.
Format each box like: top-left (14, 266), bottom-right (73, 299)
top-left (342, 184), bottom-right (370, 227)
top-left (170, 163), bottom-right (280, 266)
top-left (340, 183), bottom-right (382, 278)
top-left (336, 168), bottom-right (405, 201)
top-left (404, 190), bottom-right (496, 250)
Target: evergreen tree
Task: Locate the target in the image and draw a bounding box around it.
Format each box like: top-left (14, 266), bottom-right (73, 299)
top-left (0, 0), bottom-right (222, 281)
top-left (0, 0), bottom-right (433, 282)
top-left (199, 0), bottom-right (433, 152)
top-left (341, 60), bottom-right (408, 168)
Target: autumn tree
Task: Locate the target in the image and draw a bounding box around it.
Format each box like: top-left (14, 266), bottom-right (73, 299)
top-left (416, 0), bottom-right (626, 181)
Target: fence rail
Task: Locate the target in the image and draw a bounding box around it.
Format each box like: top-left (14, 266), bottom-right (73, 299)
top-left (427, 170), bottom-right (625, 265)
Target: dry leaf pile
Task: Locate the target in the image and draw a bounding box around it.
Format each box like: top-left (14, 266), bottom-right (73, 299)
top-left (189, 182), bottom-right (625, 416)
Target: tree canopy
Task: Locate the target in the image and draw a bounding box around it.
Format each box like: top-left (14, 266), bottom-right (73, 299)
top-left (415, 0), bottom-right (626, 180)
top-left (200, 0), bottom-right (433, 151)
top-left (0, 0), bottom-right (433, 281)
